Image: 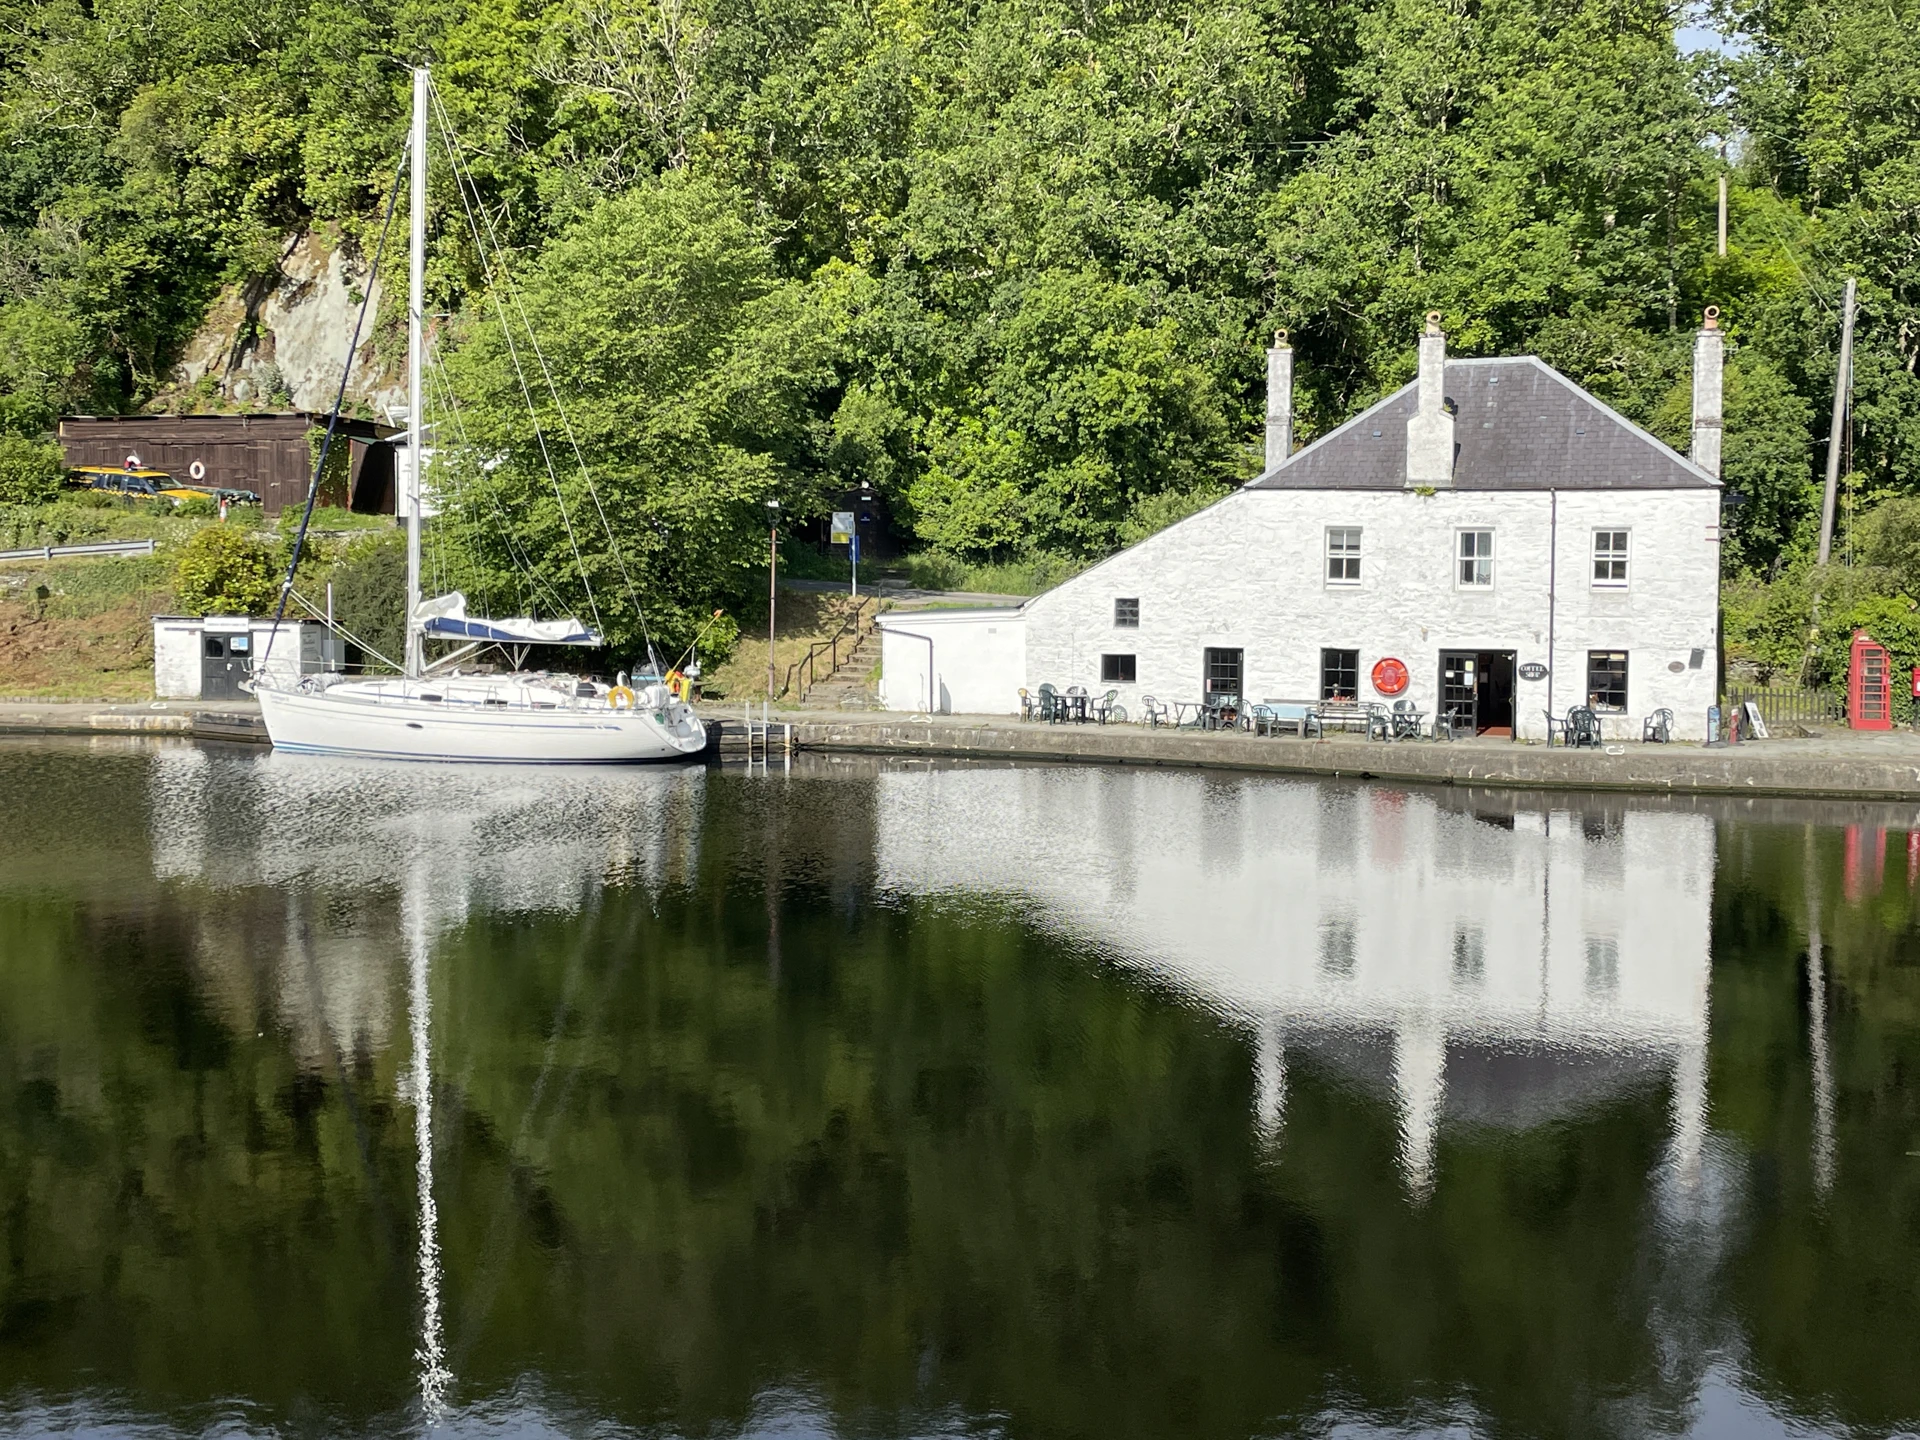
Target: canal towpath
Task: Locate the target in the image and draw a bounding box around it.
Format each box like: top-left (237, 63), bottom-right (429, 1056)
top-left (8, 697), bottom-right (1920, 801)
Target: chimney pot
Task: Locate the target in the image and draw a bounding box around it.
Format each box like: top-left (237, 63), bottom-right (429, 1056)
top-left (1265, 331), bottom-right (1294, 473)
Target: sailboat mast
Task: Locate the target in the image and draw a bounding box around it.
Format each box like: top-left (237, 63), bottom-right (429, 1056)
top-left (404, 65), bottom-right (428, 679)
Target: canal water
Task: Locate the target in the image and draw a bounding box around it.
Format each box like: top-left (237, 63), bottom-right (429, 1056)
top-left (0, 739), bottom-right (1916, 1440)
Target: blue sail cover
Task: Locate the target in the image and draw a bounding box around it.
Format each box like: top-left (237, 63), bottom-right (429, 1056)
top-left (416, 593), bottom-right (602, 647)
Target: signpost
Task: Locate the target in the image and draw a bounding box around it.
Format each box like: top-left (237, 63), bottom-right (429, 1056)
top-left (831, 510), bottom-right (857, 598)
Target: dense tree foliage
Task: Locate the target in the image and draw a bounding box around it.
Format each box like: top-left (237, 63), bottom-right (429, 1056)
top-left (0, 0), bottom-right (1915, 646)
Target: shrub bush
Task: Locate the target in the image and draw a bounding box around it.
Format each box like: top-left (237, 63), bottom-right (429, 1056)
top-left (173, 525), bottom-right (281, 615)
top-left (0, 436), bottom-right (64, 504)
top-left (174, 495), bottom-right (218, 519)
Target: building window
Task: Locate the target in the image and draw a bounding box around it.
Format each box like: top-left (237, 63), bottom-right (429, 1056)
top-left (1100, 653), bottom-right (1136, 684)
top-left (1326, 527), bottom-right (1361, 584)
top-left (1586, 651), bottom-right (1628, 712)
top-left (1114, 597), bottom-right (1140, 628)
top-left (1457, 529), bottom-right (1494, 586)
top-left (1204, 647), bottom-right (1243, 698)
top-left (1592, 530), bottom-right (1629, 587)
top-left (1320, 647), bottom-right (1359, 701)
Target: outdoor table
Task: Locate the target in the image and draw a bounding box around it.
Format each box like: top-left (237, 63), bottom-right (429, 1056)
top-left (1173, 701), bottom-right (1205, 728)
top-left (1061, 688), bottom-right (1090, 723)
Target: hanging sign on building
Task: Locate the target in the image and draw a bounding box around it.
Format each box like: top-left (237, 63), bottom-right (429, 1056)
top-left (1371, 657), bottom-right (1409, 695)
top-left (1518, 661), bottom-right (1548, 682)
top-left (830, 511), bottom-right (856, 544)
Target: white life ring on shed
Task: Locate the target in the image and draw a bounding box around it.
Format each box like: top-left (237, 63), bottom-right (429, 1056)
top-left (189, 460), bottom-right (206, 480)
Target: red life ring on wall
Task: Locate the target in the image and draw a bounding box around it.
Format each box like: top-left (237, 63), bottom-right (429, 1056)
top-left (1371, 657), bottom-right (1410, 696)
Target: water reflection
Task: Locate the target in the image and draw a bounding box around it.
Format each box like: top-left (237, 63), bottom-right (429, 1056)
top-left (875, 770), bottom-right (1713, 1198)
top-left (0, 742), bottom-right (1917, 1439)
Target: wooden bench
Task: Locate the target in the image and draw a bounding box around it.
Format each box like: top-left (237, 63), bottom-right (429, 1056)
top-left (1309, 700), bottom-right (1386, 738)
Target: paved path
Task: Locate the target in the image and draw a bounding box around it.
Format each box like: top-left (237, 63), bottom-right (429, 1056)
top-left (762, 709), bottom-right (1920, 803)
top-left (8, 696), bottom-right (1920, 802)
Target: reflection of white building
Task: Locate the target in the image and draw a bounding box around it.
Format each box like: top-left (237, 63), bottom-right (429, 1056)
top-left (874, 767), bottom-right (1711, 1194)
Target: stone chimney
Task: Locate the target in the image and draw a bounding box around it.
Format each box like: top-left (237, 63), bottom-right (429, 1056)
top-left (1265, 330), bottom-right (1294, 472)
top-left (1690, 306), bottom-right (1723, 479)
top-left (1405, 311), bottom-right (1454, 488)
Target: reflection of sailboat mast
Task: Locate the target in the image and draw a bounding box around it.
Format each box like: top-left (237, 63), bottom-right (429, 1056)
top-left (407, 857), bottom-right (453, 1420)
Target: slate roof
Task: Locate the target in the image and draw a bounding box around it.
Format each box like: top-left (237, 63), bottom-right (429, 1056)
top-left (1248, 356), bottom-right (1718, 492)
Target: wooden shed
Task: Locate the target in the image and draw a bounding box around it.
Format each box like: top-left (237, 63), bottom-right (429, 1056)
top-left (58, 413), bottom-right (397, 518)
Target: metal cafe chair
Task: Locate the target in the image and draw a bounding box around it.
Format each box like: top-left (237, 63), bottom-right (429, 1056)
top-left (1018, 687), bottom-right (1037, 721)
top-left (1568, 706), bottom-right (1602, 749)
top-left (1037, 683), bottom-right (1060, 723)
top-left (1541, 709), bottom-right (1569, 747)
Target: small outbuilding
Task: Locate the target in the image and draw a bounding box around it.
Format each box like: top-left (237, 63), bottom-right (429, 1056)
top-left (153, 616), bottom-right (344, 700)
top-left (59, 413), bottom-right (397, 518)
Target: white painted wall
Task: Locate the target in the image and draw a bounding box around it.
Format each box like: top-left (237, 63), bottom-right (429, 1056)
top-left (153, 618), bottom-right (207, 697)
top-left (884, 485), bottom-right (1721, 740)
top-left (877, 607), bottom-right (1025, 714)
top-left (151, 616), bottom-right (345, 698)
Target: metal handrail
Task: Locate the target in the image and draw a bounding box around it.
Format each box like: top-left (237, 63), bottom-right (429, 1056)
top-left (781, 596), bottom-right (876, 700)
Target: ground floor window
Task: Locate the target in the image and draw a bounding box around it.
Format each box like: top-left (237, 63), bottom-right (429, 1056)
top-left (1100, 653), bottom-right (1136, 683)
top-left (1204, 647), bottom-right (1243, 698)
top-left (1320, 647), bottom-right (1359, 700)
top-left (1586, 651), bottom-right (1628, 712)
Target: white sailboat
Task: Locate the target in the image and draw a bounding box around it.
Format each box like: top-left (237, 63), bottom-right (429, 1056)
top-left (252, 68), bottom-right (708, 764)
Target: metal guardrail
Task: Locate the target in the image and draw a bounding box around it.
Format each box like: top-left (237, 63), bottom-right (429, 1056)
top-left (0, 538), bottom-right (157, 562)
top-left (1727, 684), bottom-right (1847, 727)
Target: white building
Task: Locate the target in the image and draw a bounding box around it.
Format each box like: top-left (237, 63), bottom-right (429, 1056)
top-left (879, 312), bottom-right (1726, 741)
top-left (152, 614), bottom-right (344, 699)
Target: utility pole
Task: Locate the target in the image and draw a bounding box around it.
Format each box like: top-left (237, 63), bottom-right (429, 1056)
top-left (766, 499), bottom-right (780, 702)
top-left (1717, 175), bottom-right (1728, 258)
top-left (1817, 279), bottom-right (1858, 566)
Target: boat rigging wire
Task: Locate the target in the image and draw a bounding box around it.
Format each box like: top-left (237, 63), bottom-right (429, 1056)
top-left (423, 81), bottom-right (606, 641)
top-left (424, 348), bottom-right (575, 621)
top-left (427, 79), bottom-right (659, 665)
top-left (261, 140), bottom-right (408, 671)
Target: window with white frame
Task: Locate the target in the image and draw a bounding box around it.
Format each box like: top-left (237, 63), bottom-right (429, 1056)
top-left (1326, 527), bottom-right (1362, 584)
top-left (1592, 530), bottom-right (1629, 587)
top-left (1457, 529), bottom-right (1494, 586)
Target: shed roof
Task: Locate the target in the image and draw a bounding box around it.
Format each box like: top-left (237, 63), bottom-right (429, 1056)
top-left (1248, 357), bottom-right (1717, 492)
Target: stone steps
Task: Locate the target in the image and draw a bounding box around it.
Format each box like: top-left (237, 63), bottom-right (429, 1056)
top-left (798, 630), bottom-right (880, 709)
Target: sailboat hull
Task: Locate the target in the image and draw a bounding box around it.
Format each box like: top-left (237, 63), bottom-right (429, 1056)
top-left (254, 682), bottom-right (710, 764)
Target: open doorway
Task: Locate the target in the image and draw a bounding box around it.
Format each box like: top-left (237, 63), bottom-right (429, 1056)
top-left (1438, 651), bottom-right (1516, 736)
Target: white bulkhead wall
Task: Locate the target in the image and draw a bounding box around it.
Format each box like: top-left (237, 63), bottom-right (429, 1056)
top-left (1017, 484), bottom-right (1720, 740)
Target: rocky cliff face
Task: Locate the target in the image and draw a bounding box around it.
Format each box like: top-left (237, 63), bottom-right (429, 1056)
top-left (162, 229), bottom-right (403, 418)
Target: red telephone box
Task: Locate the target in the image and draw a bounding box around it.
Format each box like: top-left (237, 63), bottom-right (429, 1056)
top-left (1849, 630), bottom-right (1892, 730)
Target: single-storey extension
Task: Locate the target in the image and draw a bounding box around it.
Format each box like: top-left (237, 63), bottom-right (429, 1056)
top-left (878, 312), bottom-right (1726, 742)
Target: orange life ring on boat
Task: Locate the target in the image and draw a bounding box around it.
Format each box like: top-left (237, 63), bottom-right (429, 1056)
top-left (1371, 657), bottom-right (1410, 696)
top-left (606, 685), bottom-right (637, 710)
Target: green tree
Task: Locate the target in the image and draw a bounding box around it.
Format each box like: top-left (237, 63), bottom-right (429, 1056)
top-left (436, 169), bottom-right (839, 656)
